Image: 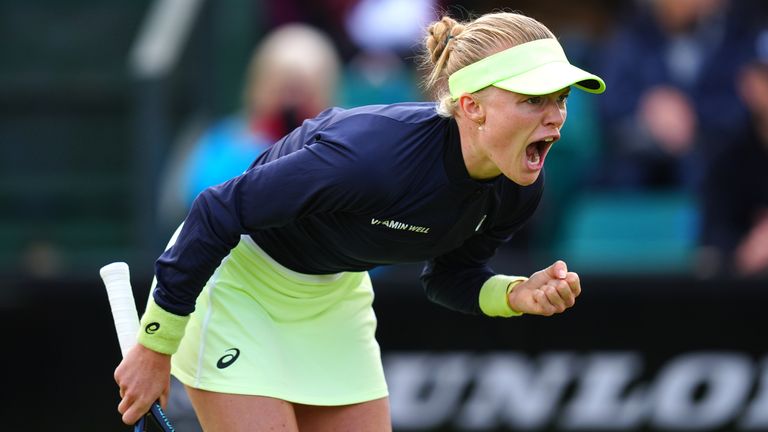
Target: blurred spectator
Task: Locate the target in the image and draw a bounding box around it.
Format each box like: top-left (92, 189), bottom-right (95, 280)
top-left (698, 30), bottom-right (768, 277)
top-left (180, 23), bottom-right (341, 205)
top-left (595, 0), bottom-right (757, 190)
top-left (344, 0), bottom-right (434, 54)
top-left (337, 0), bottom-right (433, 106)
top-left (265, 0), bottom-right (439, 108)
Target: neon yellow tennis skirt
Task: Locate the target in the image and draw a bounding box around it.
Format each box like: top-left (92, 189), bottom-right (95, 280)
top-left (169, 234), bottom-right (388, 405)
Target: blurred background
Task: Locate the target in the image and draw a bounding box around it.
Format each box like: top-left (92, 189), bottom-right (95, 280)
top-left (2, 0), bottom-right (768, 430)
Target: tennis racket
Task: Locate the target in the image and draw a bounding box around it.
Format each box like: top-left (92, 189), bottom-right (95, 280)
top-left (100, 262), bottom-right (176, 432)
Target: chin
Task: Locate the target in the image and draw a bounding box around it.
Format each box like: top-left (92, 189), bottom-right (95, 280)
top-left (507, 171), bottom-right (540, 186)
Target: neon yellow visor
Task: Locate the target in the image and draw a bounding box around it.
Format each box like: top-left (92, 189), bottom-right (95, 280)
top-left (448, 38), bottom-right (606, 99)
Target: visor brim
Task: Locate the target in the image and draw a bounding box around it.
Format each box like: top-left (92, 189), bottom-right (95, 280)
top-left (492, 61), bottom-right (606, 95)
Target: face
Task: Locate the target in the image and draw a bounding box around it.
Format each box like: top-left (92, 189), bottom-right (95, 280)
top-left (739, 65), bottom-right (768, 116)
top-left (467, 86), bottom-right (569, 185)
top-left (654, 0), bottom-right (725, 32)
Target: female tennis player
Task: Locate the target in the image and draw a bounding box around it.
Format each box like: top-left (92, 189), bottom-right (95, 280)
top-left (114, 11), bottom-right (605, 431)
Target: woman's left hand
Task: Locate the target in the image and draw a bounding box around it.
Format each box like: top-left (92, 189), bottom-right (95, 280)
top-left (507, 260), bottom-right (581, 316)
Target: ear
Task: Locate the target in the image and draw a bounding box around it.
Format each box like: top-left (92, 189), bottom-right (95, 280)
top-left (457, 93), bottom-right (485, 125)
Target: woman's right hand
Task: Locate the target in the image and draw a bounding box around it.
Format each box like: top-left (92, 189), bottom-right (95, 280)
top-left (508, 260), bottom-right (581, 316)
top-left (114, 343), bottom-right (171, 425)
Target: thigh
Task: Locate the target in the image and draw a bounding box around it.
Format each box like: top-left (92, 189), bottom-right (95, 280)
top-left (185, 385), bottom-right (299, 432)
top-left (294, 397), bottom-right (392, 432)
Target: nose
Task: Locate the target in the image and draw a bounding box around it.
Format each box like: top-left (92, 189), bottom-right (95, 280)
top-left (543, 100), bottom-right (566, 129)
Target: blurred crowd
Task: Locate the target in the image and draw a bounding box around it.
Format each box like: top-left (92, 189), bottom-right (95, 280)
top-left (166, 0), bottom-right (768, 279)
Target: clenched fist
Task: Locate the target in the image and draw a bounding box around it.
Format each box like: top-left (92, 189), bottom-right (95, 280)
top-left (508, 260), bottom-right (581, 316)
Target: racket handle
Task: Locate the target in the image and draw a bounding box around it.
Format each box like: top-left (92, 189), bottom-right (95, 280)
top-left (150, 401), bottom-right (175, 431)
top-left (100, 262), bottom-right (176, 431)
top-left (100, 262), bottom-right (140, 358)
top-left (133, 416), bottom-right (146, 432)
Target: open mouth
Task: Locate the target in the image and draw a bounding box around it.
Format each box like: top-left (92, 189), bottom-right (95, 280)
top-left (525, 138), bottom-right (554, 170)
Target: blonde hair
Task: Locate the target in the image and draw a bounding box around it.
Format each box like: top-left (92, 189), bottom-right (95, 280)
top-left (419, 12), bottom-right (556, 117)
top-left (242, 24), bottom-right (340, 118)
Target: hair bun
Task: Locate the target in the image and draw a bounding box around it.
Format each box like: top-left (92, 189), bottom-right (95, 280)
top-left (426, 16), bottom-right (464, 64)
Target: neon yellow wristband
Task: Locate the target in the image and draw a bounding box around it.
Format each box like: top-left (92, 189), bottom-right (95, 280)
top-left (136, 296), bottom-right (190, 355)
top-left (479, 275), bottom-right (527, 317)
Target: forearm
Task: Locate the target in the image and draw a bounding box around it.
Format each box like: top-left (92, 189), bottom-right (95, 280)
top-left (153, 184), bottom-right (246, 315)
top-left (143, 181), bottom-right (249, 355)
top-left (421, 262), bottom-right (492, 314)
top-left (421, 262), bottom-right (526, 317)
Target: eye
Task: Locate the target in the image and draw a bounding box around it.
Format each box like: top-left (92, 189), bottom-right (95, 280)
top-left (558, 93), bottom-right (570, 103)
top-left (525, 96), bottom-right (542, 105)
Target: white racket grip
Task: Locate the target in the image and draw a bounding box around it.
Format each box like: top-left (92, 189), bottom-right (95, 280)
top-left (100, 262), bottom-right (140, 358)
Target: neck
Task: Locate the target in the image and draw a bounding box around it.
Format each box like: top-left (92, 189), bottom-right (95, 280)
top-left (456, 117), bottom-right (500, 180)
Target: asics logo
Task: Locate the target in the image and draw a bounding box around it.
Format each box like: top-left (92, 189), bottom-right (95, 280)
top-left (145, 322), bottom-right (160, 334)
top-left (217, 348), bottom-right (241, 369)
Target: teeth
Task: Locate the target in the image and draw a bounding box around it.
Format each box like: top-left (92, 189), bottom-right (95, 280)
top-left (544, 137), bottom-right (554, 142)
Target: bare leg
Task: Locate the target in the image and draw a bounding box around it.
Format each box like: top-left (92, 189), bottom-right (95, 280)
top-left (294, 397), bottom-right (392, 432)
top-left (185, 385), bottom-right (299, 432)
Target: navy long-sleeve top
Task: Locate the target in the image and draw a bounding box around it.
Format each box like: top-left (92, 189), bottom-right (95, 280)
top-left (154, 102), bottom-right (543, 316)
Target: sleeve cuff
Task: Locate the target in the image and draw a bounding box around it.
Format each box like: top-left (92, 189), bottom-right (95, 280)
top-left (136, 296), bottom-right (190, 355)
top-left (479, 275), bottom-right (527, 317)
